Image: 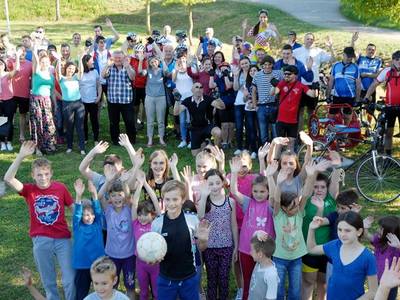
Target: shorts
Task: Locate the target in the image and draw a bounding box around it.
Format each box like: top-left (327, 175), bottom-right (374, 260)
top-left (302, 254), bottom-right (328, 273)
top-left (191, 124), bottom-right (213, 150)
top-left (110, 254), bottom-right (136, 290)
top-left (277, 121), bottom-right (298, 138)
top-left (386, 106), bottom-right (400, 128)
top-left (329, 96), bottom-right (355, 115)
top-left (218, 106), bottom-right (234, 123)
top-left (14, 96), bottom-right (29, 114)
top-left (134, 87), bottom-right (146, 106)
top-left (300, 86), bottom-right (318, 110)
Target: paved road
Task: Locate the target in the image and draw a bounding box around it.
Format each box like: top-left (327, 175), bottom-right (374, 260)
top-left (247, 0), bottom-right (400, 38)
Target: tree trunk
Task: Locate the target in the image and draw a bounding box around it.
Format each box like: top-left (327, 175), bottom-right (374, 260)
top-left (188, 4), bottom-right (193, 46)
top-left (4, 0), bottom-right (11, 35)
top-left (55, 0), bottom-right (61, 21)
top-left (146, 0), bottom-right (151, 35)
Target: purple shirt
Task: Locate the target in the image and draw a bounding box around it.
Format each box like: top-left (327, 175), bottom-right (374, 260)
top-left (105, 204), bottom-right (135, 258)
top-left (372, 234), bottom-right (400, 280)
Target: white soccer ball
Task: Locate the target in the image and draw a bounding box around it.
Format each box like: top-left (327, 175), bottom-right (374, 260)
top-left (137, 232), bottom-right (167, 264)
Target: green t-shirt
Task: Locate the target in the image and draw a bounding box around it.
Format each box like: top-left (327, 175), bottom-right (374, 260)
top-left (32, 71), bottom-right (54, 97)
top-left (302, 193), bottom-right (336, 245)
top-left (273, 209), bottom-right (307, 260)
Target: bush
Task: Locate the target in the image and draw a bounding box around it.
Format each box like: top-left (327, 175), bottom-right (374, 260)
top-left (340, 0), bottom-right (400, 29)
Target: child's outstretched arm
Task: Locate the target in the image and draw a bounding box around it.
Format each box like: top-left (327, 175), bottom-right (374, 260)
top-left (140, 171), bottom-right (161, 216)
top-left (307, 217), bottom-right (325, 255)
top-left (258, 142), bottom-right (270, 174)
top-left (209, 145), bottom-right (225, 174)
top-left (198, 184), bottom-right (210, 219)
top-left (22, 267), bottom-right (46, 300)
top-left (87, 180), bottom-right (102, 218)
top-left (169, 153), bottom-right (180, 181)
top-left (131, 175), bottom-right (144, 221)
top-left (79, 141), bottom-right (110, 181)
top-left (267, 137), bottom-right (289, 164)
top-left (374, 258), bottom-right (400, 300)
top-left (4, 141), bottom-right (36, 192)
top-left (229, 157), bottom-right (246, 205)
top-left (230, 198), bottom-right (239, 264)
top-left (271, 166), bottom-right (286, 216)
top-left (73, 179), bottom-right (85, 228)
top-left (298, 131), bottom-right (314, 181)
top-left (124, 148), bottom-right (145, 189)
top-left (98, 165), bottom-right (119, 210)
top-left (118, 133), bottom-right (136, 168)
top-left (180, 166), bottom-right (194, 202)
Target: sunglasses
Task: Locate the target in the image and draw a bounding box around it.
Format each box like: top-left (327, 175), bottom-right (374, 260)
top-left (284, 72), bottom-right (294, 76)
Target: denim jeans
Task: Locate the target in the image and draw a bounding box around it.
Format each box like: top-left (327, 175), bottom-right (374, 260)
top-left (244, 110), bottom-right (258, 153)
top-left (32, 236), bottom-right (75, 300)
top-left (63, 100), bottom-right (85, 150)
top-left (234, 105), bottom-right (245, 150)
top-left (55, 100), bottom-right (64, 138)
top-left (273, 256), bottom-right (302, 300)
top-left (256, 104), bottom-right (277, 144)
top-left (179, 109), bottom-right (189, 142)
top-left (157, 273), bottom-right (200, 300)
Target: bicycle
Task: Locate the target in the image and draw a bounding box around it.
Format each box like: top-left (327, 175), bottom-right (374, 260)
top-left (298, 101), bottom-right (400, 203)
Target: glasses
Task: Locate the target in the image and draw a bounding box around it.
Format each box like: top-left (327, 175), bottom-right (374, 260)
top-left (194, 85), bottom-right (203, 89)
top-left (36, 31), bottom-right (43, 34)
top-left (284, 72), bottom-right (294, 76)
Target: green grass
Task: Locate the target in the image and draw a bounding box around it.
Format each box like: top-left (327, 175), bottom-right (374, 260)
top-left (0, 0), bottom-right (400, 298)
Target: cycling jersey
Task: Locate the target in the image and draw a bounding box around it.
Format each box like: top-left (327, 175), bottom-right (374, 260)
top-left (356, 55), bottom-right (382, 91)
top-left (331, 61), bottom-right (359, 98)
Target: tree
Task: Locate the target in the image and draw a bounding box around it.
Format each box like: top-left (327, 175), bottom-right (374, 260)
top-left (146, 0), bottom-right (151, 35)
top-left (4, 0), bottom-right (10, 35)
top-left (55, 0), bottom-right (61, 21)
top-left (163, 0), bottom-right (215, 46)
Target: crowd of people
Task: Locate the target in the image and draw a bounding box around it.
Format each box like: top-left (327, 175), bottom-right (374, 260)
top-left (2, 7), bottom-right (400, 300)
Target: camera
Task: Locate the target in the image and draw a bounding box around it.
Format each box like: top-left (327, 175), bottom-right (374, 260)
top-left (172, 91), bottom-right (182, 102)
top-left (85, 39), bottom-right (93, 48)
top-left (146, 36), bottom-right (154, 44)
top-left (222, 68), bottom-right (231, 77)
top-left (211, 89), bottom-right (220, 100)
top-left (208, 69), bottom-right (215, 77)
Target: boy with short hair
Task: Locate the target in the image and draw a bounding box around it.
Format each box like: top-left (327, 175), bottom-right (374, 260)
top-left (84, 256), bottom-right (129, 300)
top-left (4, 141), bottom-right (75, 300)
top-left (151, 180), bottom-right (209, 300)
top-left (249, 231), bottom-right (279, 300)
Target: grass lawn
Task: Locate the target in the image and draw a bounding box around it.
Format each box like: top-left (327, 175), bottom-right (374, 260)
top-left (0, 0), bottom-right (400, 298)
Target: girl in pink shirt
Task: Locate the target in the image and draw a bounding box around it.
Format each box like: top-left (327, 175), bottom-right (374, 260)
top-left (0, 51), bottom-right (20, 151)
top-left (131, 171), bottom-right (161, 300)
top-left (230, 157), bottom-right (275, 300)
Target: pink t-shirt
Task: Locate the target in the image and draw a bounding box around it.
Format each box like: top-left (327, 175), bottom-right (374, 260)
top-left (132, 219), bottom-right (151, 256)
top-left (226, 173), bottom-right (256, 229)
top-left (0, 74), bottom-right (13, 100)
top-left (12, 60), bottom-right (32, 98)
top-left (238, 196), bottom-right (275, 255)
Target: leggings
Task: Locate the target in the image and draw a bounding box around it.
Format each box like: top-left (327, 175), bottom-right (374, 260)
top-left (203, 246), bottom-right (233, 300)
top-left (240, 251), bottom-right (256, 300)
top-left (136, 258), bottom-right (159, 300)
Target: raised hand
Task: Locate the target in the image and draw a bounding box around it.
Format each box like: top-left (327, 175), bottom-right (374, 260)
top-left (325, 35), bottom-right (333, 48)
top-left (255, 230), bottom-right (269, 242)
top-left (315, 159), bottom-right (332, 172)
top-left (104, 164), bottom-right (119, 182)
top-left (265, 160), bottom-right (279, 177)
top-left (107, 58), bottom-right (114, 67)
top-left (273, 137), bottom-right (290, 146)
top-left (91, 141), bottom-right (109, 155)
top-left (133, 148), bottom-right (145, 168)
top-left (306, 56), bottom-right (313, 70)
top-left (209, 145), bottom-right (225, 165)
top-left (387, 233), bottom-right (400, 249)
top-left (229, 157), bottom-right (242, 173)
top-left (363, 216), bottom-right (374, 229)
top-left (169, 153), bottom-right (178, 168)
top-left (74, 178), bottom-right (85, 198)
top-left (87, 180), bottom-right (97, 197)
top-left (258, 142), bottom-right (271, 161)
top-left (328, 151), bottom-right (341, 166)
top-left (299, 131), bottom-right (313, 146)
top-left (241, 19), bottom-right (248, 30)
top-left (349, 203), bottom-right (362, 213)
top-left (19, 141), bottom-right (36, 158)
top-left (310, 195), bottom-right (324, 209)
top-left (380, 257), bottom-right (400, 289)
top-left (351, 31), bottom-right (359, 44)
top-left (118, 134), bottom-right (134, 150)
top-left (180, 165), bottom-right (193, 185)
top-left (309, 216), bottom-right (325, 229)
top-left (105, 17), bottom-right (113, 28)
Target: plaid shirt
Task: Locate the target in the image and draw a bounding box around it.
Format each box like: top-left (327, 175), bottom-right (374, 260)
top-left (106, 65), bottom-right (133, 104)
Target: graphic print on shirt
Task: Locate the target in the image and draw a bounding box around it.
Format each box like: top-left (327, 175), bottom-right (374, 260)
top-left (117, 219), bottom-right (130, 233)
top-left (246, 206), bottom-right (268, 229)
top-left (34, 195), bottom-right (60, 225)
top-left (281, 218), bottom-right (299, 251)
top-left (256, 217), bottom-right (267, 227)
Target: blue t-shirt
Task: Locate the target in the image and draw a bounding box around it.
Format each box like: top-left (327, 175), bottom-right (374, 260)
top-left (273, 58), bottom-right (313, 83)
top-left (331, 62), bottom-right (359, 98)
top-left (323, 239), bottom-right (377, 300)
top-left (202, 37), bottom-right (222, 56)
top-left (356, 55), bottom-right (382, 91)
top-left (292, 42), bottom-right (302, 51)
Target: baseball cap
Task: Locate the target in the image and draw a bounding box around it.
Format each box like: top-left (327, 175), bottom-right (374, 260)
top-left (47, 44), bottom-right (57, 51)
top-left (392, 50), bottom-right (400, 60)
top-left (208, 39), bottom-right (217, 47)
top-left (151, 30), bottom-right (161, 36)
top-left (242, 42), bottom-right (252, 50)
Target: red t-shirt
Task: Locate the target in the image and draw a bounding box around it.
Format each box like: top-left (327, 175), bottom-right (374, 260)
top-left (11, 59), bottom-right (32, 98)
top-left (130, 57), bottom-right (148, 88)
top-left (277, 80), bottom-right (309, 124)
top-left (19, 182), bottom-right (73, 238)
top-left (377, 67), bottom-right (400, 106)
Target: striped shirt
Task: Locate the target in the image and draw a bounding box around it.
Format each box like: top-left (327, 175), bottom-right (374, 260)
top-left (252, 69), bottom-right (283, 104)
top-left (106, 65), bottom-right (133, 104)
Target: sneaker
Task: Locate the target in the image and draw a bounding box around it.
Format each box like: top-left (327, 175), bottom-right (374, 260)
top-left (6, 142), bottom-right (13, 151)
top-left (80, 150), bottom-right (86, 155)
top-left (251, 152), bottom-right (257, 159)
top-left (234, 149), bottom-right (242, 155)
top-left (235, 288), bottom-right (243, 300)
top-left (66, 148), bottom-right (72, 154)
top-left (0, 142), bottom-right (6, 151)
top-left (177, 141), bottom-right (187, 148)
top-left (187, 142), bottom-right (191, 149)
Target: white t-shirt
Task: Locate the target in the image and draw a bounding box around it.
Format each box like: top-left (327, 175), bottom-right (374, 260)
top-left (249, 262), bottom-right (279, 300)
top-left (175, 71), bottom-right (193, 99)
top-left (293, 46), bottom-right (331, 85)
top-left (96, 50), bottom-right (109, 84)
top-left (80, 70), bottom-right (100, 103)
top-left (84, 290), bottom-right (129, 300)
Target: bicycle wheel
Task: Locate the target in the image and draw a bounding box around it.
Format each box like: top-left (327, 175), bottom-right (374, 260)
top-left (356, 155), bottom-right (400, 203)
top-left (297, 140), bottom-right (327, 165)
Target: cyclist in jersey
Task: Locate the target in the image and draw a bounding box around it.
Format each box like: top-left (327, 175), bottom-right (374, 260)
top-left (364, 50), bottom-right (400, 156)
